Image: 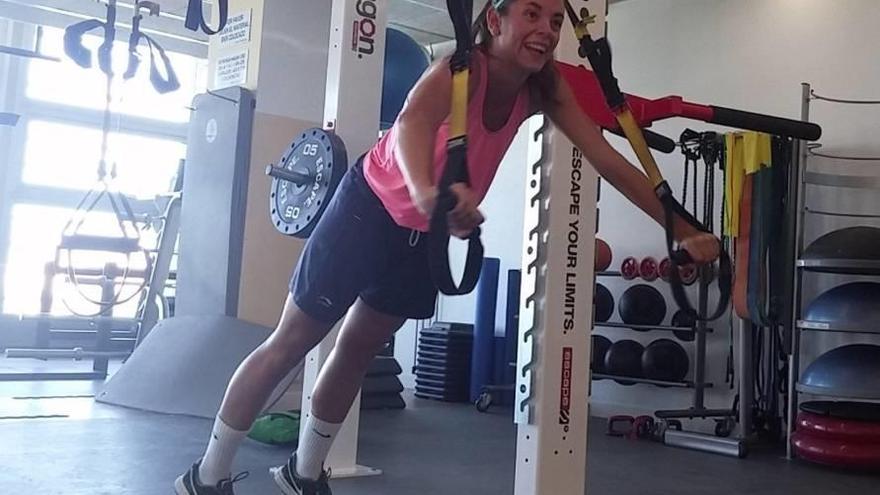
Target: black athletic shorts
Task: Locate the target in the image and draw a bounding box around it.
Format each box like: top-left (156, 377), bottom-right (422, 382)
top-left (290, 157), bottom-right (438, 323)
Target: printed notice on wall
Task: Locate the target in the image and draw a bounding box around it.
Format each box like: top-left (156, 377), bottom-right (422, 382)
top-left (214, 50), bottom-right (249, 89)
top-left (218, 10), bottom-right (252, 47)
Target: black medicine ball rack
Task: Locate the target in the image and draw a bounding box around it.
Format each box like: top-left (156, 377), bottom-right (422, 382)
top-left (593, 269), bottom-right (739, 431)
top-left (785, 83), bottom-right (880, 460)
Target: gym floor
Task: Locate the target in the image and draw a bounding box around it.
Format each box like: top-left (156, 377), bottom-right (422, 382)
top-left (0, 359), bottom-right (875, 495)
top-left (0, 358), bottom-right (880, 495)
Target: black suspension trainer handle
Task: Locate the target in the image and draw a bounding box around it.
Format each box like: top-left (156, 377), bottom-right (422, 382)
top-left (564, 2), bottom-right (731, 320)
top-left (428, 0), bottom-right (484, 296)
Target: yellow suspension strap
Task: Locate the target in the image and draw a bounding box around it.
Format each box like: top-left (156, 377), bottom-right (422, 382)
top-left (428, 0), bottom-right (484, 295)
top-left (564, 2), bottom-right (732, 321)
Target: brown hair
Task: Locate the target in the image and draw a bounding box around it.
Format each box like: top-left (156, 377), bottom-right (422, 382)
top-left (472, 0), bottom-right (560, 109)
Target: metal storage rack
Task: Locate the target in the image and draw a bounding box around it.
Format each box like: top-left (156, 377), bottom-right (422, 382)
top-left (594, 270), bottom-right (738, 433)
top-left (786, 83), bottom-right (880, 458)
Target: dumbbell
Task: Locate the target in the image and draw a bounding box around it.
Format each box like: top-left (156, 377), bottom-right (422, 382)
top-left (640, 257), bottom-right (659, 281)
top-left (621, 256), bottom-right (660, 281)
top-left (607, 415), bottom-right (656, 440)
top-left (621, 256), bottom-right (640, 280)
top-left (623, 256), bottom-right (705, 285)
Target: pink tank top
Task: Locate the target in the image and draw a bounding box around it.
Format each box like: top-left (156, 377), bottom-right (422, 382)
top-left (362, 49), bottom-right (531, 232)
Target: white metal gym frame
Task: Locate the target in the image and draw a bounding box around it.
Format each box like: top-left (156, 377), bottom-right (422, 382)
top-left (515, 1), bottom-right (604, 493)
top-left (302, 0), bottom-right (607, 492)
top-left (299, 0), bottom-right (388, 479)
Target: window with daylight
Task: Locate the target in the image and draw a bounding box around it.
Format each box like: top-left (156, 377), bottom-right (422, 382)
top-left (1, 22), bottom-right (206, 317)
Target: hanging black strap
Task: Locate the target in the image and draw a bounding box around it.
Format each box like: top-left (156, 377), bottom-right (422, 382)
top-left (64, 0), bottom-right (116, 76)
top-left (143, 35), bottom-right (181, 94)
top-left (658, 183), bottom-right (733, 321)
top-left (185, 0), bottom-right (229, 35)
top-left (428, 0), bottom-right (484, 296)
top-left (125, 4), bottom-right (180, 94)
top-left (564, 2), bottom-right (731, 321)
top-left (680, 129), bottom-right (701, 209)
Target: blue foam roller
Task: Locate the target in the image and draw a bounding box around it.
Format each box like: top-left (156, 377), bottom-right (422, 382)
top-left (504, 269), bottom-right (521, 387)
top-left (470, 257), bottom-right (500, 402)
top-left (493, 336), bottom-right (507, 385)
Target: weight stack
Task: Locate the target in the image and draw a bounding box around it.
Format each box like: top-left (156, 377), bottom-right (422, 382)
top-left (361, 356), bottom-right (406, 411)
top-left (414, 322), bottom-right (474, 403)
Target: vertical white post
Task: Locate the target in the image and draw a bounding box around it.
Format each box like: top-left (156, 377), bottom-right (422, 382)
top-left (514, 1), bottom-right (606, 494)
top-left (300, 0), bottom-right (387, 479)
top-left (322, 0), bottom-right (387, 159)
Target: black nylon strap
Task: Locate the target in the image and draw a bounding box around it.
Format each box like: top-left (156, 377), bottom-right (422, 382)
top-left (428, 206), bottom-right (484, 296)
top-left (427, 0), bottom-right (484, 296)
top-left (124, 32), bottom-right (180, 94)
top-left (428, 139), bottom-right (485, 296)
top-left (564, 0), bottom-right (732, 321)
top-left (447, 0), bottom-right (473, 69)
top-left (658, 183), bottom-right (732, 321)
top-left (185, 0), bottom-right (229, 35)
top-left (64, 19), bottom-right (109, 71)
top-left (143, 35), bottom-right (181, 94)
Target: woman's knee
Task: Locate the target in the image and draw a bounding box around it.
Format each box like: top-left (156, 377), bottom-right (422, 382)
top-left (334, 299), bottom-right (405, 363)
top-left (265, 296), bottom-right (335, 361)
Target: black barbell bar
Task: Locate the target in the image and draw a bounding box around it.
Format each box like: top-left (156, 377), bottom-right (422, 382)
top-left (265, 165), bottom-right (312, 186)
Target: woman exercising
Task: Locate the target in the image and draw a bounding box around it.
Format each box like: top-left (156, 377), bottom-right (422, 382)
top-left (175, 0), bottom-right (720, 494)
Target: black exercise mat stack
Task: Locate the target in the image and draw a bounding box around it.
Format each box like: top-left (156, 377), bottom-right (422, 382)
top-left (414, 322), bottom-right (474, 402)
top-left (361, 356), bottom-right (406, 410)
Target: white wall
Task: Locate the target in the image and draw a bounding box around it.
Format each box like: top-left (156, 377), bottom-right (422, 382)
top-left (255, 0), bottom-right (330, 121)
top-left (208, 0), bottom-right (330, 122)
top-left (407, 0), bottom-right (880, 422)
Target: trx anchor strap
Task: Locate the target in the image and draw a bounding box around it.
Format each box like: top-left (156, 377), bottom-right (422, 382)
top-left (564, 3), bottom-right (732, 321)
top-left (428, 0), bottom-right (484, 296)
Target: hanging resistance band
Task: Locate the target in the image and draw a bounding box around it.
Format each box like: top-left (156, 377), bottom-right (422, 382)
top-left (564, 3), bottom-right (731, 321)
top-left (747, 136), bottom-right (792, 327)
top-left (428, 0), bottom-right (484, 296)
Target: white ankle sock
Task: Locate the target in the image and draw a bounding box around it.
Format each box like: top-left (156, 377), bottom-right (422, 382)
top-left (296, 414), bottom-right (342, 480)
top-left (199, 416), bottom-right (249, 486)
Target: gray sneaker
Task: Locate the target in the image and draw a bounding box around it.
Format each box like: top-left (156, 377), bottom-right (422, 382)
top-left (174, 459), bottom-right (249, 495)
top-left (270, 453), bottom-right (331, 495)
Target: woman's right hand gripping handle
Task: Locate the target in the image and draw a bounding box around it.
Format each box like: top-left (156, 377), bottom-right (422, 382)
top-left (413, 183), bottom-right (484, 240)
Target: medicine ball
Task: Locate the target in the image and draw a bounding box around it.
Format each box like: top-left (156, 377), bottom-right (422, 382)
top-left (591, 335), bottom-right (612, 374)
top-left (595, 238), bottom-right (613, 272)
top-left (618, 284), bottom-right (666, 326)
top-left (604, 339), bottom-right (644, 385)
top-left (641, 339), bottom-right (689, 382)
top-left (594, 283), bottom-right (614, 323)
top-left (671, 309), bottom-right (696, 342)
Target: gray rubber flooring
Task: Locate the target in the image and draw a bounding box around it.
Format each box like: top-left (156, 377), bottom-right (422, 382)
top-left (0, 377), bottom-right (876, 494)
